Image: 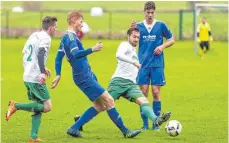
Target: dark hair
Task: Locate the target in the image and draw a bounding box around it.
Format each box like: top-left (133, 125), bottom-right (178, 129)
top-left (127, 27), bottom-right (139, 36)
top-left (42, 16), bottom-right (57, 30)
top-left (144, 1), bottom-right (156, 11)
top-left (67, 11), bottom-right (83, 24)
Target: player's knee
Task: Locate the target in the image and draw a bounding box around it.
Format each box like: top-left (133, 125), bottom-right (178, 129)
top-left (94, 105), bottom-right (106, 112)
top-left (104, 96), bottom-right (115, 109)
top-left (152, 91), bottom-right (160, 99)
top-left (136, 97), bottom-right (149, 105)
top-left (142, 90), bottom-right (148, 97)
top-left (43, 102), bottom-right (52, 113)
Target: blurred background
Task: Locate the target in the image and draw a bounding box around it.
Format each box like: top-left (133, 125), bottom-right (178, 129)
top-left (1, 1), bottom-right (228, 41)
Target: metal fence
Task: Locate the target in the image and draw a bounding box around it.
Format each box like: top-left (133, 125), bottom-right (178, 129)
top-left (1, 9), bottom-right (228, 41)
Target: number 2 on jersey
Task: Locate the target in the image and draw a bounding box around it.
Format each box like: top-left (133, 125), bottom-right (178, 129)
top-left (27, 44), bottom-right (33, 61)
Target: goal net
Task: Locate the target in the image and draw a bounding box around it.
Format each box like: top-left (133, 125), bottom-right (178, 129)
top-left (193, 3), bottom-right (228, 54)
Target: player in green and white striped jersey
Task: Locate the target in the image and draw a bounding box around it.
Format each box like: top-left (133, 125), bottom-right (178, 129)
top-left (6, 16), bottom-right (57, 142)
top-left (108, 27), bottom-right (171, 130)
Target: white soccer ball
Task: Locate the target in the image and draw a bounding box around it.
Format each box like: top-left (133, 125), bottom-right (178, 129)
top-left (165, 120), bottom-right (182, 137)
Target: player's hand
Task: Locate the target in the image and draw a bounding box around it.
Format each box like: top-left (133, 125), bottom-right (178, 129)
top-left (45, 67), bottom-right (51, 78)
top-left (40, 73), bottom-right (46, 84)
top-left (51, 75), bottom-right (61, 89)
top-left (154, 46), bottom-right (164, 55)
top-left (210, 37), bottom-right (213, 42)
top-left (133, 62), bottom-right (141, 69)
top-left (131, 20), bottom-right (137, 28)
top-left (197, 38), bottom-right (201, 43)
top-left (92, 41), bottom-right (103, 52)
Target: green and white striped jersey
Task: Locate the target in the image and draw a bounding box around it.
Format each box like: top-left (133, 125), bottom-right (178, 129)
top-left (22, 31), bottom-right (51, 83)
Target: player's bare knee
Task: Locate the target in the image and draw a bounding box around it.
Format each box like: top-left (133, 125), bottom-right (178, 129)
top-left (152, 91), bottom-right (160, 100)
top-left (104, 96), bottom-right (115, 109)
top-left (141, 88), bottom-right (149, 97)
top-left (43, 105), bottom-right (52, 113)
top-left (136, 97), bottom-right (149, 105)
top-left (93, 102), bottom-right (106, 112)
top-left (43, 100), bottom-right (52, 113)
top-left (142, 90), bottom-right (148, 97)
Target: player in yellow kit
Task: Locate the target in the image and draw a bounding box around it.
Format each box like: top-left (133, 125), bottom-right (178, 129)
top-left (197, 17), bottom-right (213, 59)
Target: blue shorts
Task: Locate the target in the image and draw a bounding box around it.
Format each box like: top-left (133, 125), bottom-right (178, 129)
top-left (73, 72), bottom-right (105, 102)
top-left (137, 67), bottom-right (166, 86)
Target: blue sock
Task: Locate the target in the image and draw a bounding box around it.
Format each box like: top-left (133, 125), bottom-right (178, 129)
top-left (153, 101), bottom-right (161, 116)
top-left (140, 108), bottom-right (148, 127)
top-left (107, 107), bottom-right (128, 134)
top-left (71, 107), bottom-right (98, 130)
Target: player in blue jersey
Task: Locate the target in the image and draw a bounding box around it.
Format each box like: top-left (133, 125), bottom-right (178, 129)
top-left (51, 11), bottom-right (141, 138)
top-left (131, 1), bottom-right (175, 130)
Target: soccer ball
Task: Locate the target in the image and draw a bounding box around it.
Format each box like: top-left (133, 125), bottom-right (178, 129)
top-left (165, 120), bottom-right (182, 137)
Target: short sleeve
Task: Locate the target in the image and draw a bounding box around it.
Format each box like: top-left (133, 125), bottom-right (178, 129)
top-left (162, 22), bottom-right (173, 40)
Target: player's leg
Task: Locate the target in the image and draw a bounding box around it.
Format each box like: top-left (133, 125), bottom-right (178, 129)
top-left (5, 82), bottom-right (50, 121)
top-left (99, 92), bottom-right (141, 138)
top-left (199, 41), bottom-right (205, 59)
top-left (73, 77), bottom-right (133, 133)
top-left (67, 78), bottom-right (107, 138)
top-left (125, 84), bottom-right (158, 123)
top-left (136, 97), bottom-right (157, 121)
top-left (29, 112), bottom-right (42, 142)
top-left (9, 82), bottom-right (50, 141)
top-left (205, 41), bottom-right (210, 53)
top-left (29, 83), bottom-right (51, 141)
top-left (137, 68), bottom-right (150, 129)
top-left (135, 97), bottom-right (171, 128)
top-left (151, 67), bottom-right (166, 130)
top-left (29, 99), bottom-right (52, 141)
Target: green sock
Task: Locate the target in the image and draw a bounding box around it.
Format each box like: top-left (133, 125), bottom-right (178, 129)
top-left (140, 103), bottom-right (157, 121)
top-left (15, 102), bottom-right (44, 112)
top-left (30, 113), bottom-right (42, 139)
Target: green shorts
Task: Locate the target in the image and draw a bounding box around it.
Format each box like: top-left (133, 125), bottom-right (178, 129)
top-left (108, 77), bottom-right (144, 102)
top-left (24, 82), bottom-right (50, 103)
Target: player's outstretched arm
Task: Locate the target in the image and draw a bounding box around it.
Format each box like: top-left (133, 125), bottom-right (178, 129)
top-left (51, 75), bottom-right (60, 89)
top-left (51, 50), bottom-right (65, 89)
top-left (71, 42), bottom-right (103, 59)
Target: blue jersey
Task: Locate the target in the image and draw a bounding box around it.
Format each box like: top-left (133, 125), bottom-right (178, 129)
top-left (55, 30), bottom-right (93, 84)
top-left (137, 20), bottom-right (173, 68)
top-left (55, 30), bottom-right (105, 101)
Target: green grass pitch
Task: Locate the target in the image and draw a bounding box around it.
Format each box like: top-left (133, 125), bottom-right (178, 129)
top-left (1, 38), bottom-right (228, 143)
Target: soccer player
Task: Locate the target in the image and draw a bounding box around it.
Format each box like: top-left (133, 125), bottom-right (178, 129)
top-left (197, 16), bottom-right (213, 59)
top-left (51, 11), bottom-right (141, 138)
top-left (131, 1), bottom-right (175, 130)
top-left (5, 16), bottom-right (58, 142)
top-left (75, 27), bottom-right (171, 131)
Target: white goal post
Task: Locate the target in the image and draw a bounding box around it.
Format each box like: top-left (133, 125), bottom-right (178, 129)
top-left (194, 3), bottom-right (228, 54)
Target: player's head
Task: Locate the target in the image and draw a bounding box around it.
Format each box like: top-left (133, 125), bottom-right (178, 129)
top-left (127, 27), bottom-right (140, 47)
top-left (42, 16), bottom-right (58, 37)
top-left (144, 1), bottom-right (156, 24)
top-left (67, 11), bottom-right (83, 32)
top-left (202, 17), bottom-right (207, 24)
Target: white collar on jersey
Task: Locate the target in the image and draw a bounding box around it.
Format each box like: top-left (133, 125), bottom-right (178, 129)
top-left (41, 30), bottom-right (51, 38)
top-left (143, 19), bottom-right (157, 32)
top-left (67, 29), bottom-right (77, 35)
